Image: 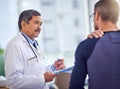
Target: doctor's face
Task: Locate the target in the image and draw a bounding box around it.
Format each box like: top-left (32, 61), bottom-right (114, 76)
top-left (21, 16), bottom-right (42, 40)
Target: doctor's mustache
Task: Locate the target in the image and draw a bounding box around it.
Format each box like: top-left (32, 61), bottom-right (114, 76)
top-left (35, 29), bottom-right (41, 33)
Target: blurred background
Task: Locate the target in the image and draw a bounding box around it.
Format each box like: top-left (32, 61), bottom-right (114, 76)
top-left (0, 0), bottom-right (120, 76)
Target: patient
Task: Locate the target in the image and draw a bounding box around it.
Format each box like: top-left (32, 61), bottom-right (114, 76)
top-left (69, 0), bottom-right (120, 89)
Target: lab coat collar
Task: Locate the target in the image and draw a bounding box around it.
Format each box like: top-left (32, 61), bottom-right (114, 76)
top-left (17, 31), bottom-right (39, 50)
top-left (17, 31), bottom-right (27, 43)
top-left (20, 32), bottom-right (36, 45)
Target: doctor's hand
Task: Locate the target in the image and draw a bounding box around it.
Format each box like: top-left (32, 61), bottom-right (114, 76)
top-left (44, 72), bottom-right (56, 82)
top-left (53, 59), bottom-right (66, 70)
top-left (88, 30), bottom-right (104, 38)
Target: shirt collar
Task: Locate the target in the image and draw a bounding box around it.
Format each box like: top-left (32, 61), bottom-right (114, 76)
top-left (20, 31), bottom-right (36, 45)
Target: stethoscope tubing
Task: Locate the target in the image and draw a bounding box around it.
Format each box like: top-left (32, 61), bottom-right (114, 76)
top-left (21, 32), bottom-right (38, 61)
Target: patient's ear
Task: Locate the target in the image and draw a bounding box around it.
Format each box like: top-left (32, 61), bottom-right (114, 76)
top-left (95, 10), bottom-right (100, 21)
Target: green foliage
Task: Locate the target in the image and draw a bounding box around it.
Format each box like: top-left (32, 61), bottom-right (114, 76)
top-left (0, 46), bottom-right (4, 55)
top-left (0, 56), bottom-right (5, 76)
top-left (0, 46), bottom-right (5, 76)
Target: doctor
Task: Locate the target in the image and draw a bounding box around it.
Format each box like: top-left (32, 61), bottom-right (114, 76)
top-left (4, 9), bottom-right (65, 89)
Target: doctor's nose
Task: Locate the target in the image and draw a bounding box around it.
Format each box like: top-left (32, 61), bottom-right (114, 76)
top-left (38, 22), bottom-right (42, 29)
top-left (38, 25), bottom-right (42, 30)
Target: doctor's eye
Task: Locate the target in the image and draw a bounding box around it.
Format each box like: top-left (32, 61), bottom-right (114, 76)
top-left (33, 21), bottom-right (42, 26)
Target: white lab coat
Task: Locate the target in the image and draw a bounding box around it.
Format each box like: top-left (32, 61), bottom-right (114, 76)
top-left (4, 32), bottom-right (53, 89)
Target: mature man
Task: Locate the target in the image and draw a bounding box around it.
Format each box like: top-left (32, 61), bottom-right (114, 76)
top-left (69, 0), bottom-right (120, 89)
top-left (4, 10), bottom-right (65, 89)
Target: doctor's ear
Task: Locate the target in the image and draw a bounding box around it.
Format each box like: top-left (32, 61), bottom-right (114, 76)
top-left (21, 21), bottom-right (28, 28)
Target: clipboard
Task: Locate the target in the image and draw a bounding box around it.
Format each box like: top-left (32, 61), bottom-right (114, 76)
top-left (53, 66), bottom-right (74, 74)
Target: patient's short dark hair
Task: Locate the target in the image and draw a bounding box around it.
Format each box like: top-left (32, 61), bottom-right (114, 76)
top-left (95, 0), bottom-right (119, 24)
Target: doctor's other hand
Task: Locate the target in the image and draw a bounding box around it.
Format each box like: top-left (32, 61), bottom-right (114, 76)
top-left (88, 30), bottom-right (104, 38)
top-left (54, 59), bottom-right (66, 70)
top-left (44, 72), bottom-right (56, 82)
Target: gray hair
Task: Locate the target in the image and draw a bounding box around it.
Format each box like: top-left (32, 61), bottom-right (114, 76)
top-left (18, 9), bottom-right (41, 30)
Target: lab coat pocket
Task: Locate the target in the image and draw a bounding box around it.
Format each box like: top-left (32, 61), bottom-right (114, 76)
top-left (27, 56), bottom-right (37, 61)
top-left (24, 58), bottom-right (39, 75)
top-left (27, 57), bottom-right (38, 65)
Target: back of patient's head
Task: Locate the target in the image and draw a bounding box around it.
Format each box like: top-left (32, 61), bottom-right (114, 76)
top-left (95, 0), bottom-right (119, 24)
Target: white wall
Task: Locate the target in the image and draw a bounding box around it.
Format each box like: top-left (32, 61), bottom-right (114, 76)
top-left (0, 0), bottom-right (17, 49)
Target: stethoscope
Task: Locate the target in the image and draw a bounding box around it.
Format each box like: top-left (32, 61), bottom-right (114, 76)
top-left (21, 32), bottom-right (39, 62)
